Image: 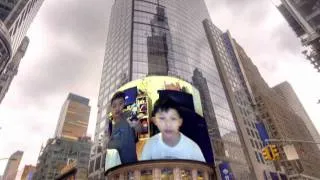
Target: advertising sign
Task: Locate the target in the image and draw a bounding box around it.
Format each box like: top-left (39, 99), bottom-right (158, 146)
top-left (219, 162), bottom-right (233, 180)
top-left (283, 144), bottom-right (299, 160)
top-left (27, 172), bottom-right (34, 180)
top-left (270, 172), bottom-right (279, 180)
top-left (256, 122), bottom-right (270, 146)
top-left (105, 76), bottom-right (214, 170)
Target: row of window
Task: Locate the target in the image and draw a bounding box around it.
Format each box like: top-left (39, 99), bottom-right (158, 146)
top-left (9, 0), bottom-right (37, 36)
top-left (111, 168), bottom-right (207, 180)
top-left (246, 126), bottom-right (260, 140)
top-left (249, 138), bottom-right (263, 150)
top-left (9, 0), bottom-right (38, 54)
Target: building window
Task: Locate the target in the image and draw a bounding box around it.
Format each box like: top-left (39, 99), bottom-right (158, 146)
top-left (161, 168), bottom-right (174, 180)
top-left (246, 128), bottom-right (251, 136)
top-left (95, 156), bottom-right (101, 171)
top-left (255, 141), bottom-right (260, 150)
top-left (250, 130), bottom-right (255, 137)
top-left (127, 171), bottom-right (134, 180)
top-left (102, 152), bottom-right (106, 170)
top-left (141, 169), bottom-right (153, 180)
top-left (250, 139), bottom-right (255, 148)
top-left (255, 151), bottom-right (260, 163)
top-left (198, 171), bottom-right (204, 180)
top-left (255, 131), bottom-right (260, 139)
top-left (181, 169), bottom-right (192, 180)
top-left (110, 174), bottom-right (120, 180)
top-left (251, 122), bottom-right (255, 128)
top-left (259, 152), bottom-right (265, 164)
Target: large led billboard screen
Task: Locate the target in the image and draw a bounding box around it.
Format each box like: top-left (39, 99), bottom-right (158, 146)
top-left (105, 76), bottom-right (214, 170)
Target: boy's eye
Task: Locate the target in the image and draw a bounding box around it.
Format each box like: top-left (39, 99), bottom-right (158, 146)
top-left (158, 116), bottom-right (165, 120)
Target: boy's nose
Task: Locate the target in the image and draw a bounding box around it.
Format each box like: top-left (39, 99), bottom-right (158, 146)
top-left (164, 120), bottom-right (170, 127)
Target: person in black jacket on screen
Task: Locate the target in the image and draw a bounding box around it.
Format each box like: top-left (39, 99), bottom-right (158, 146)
top-left (107, 91), bottom-right (140, 164)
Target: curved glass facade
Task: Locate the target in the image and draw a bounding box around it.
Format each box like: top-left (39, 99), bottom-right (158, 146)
top-left (92, 0), bottom-right (250, 178)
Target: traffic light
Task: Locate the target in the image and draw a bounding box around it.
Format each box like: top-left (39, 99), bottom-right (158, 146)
top-left (262, 146), bottom-right (272, 161)
top-left (262, 145), bottom-right (281, 161)
top-left (270, 144), bottom-right (280, 160)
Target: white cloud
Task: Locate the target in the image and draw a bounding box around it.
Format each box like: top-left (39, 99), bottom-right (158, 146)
top-left (205, 0), bottom-right (320, 136)
top-left (0, 0), bottom-right (111, 174)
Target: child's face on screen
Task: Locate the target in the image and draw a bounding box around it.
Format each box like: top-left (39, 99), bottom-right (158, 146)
top-left (154, 108), bottom-right (182, 140)
top-left (111, 98), bottom-right (125, 120)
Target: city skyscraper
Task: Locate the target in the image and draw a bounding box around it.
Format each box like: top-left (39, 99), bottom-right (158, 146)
top-left (89, 0), bottom-right (251, 179)
top-left (2, 150), bottom-right (23, 180)
top-left (236, 42), bottom-right (320, 179)
top-left (20, 165), bottom-right (36, 180)
top-left (203, 20), bottom-right (279, 179)
top-left (54, 93), bottom-right (91, 140)
top-left (33, 137), bottom-right (92, 180)
top-left (277, 0), bottom-right (320, 71)
top-left (0, 0), bottom-right (44, 103)
top-left (273, 82), bottom-right (320, 149)
top-left (0, 36), bottom-right (28, 103)
top-left (32, 93), bottom-right (92, 180)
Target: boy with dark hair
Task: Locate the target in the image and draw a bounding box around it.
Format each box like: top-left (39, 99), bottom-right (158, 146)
top-left (107, 91), bottom-right (140, 164)
top-left (141, 97), bottom-right (205, 162)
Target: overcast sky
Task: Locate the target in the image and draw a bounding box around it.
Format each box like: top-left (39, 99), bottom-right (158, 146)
top-left (1, 0), bottom-right (320, 177)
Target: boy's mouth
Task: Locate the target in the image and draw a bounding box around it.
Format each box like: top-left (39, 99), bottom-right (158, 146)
top-left (164, 130), bottom-right (174, 134)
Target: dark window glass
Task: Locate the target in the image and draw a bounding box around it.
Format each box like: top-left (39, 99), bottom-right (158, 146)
top-left (198, 171), bottom-right (204, 180)
top-left (95, 156), bottom-right (101, 171)
top-left (250, 139), bottom-right (255, 148)
top-left (141, 169), bottom-right (153, 180)
top-left (181, 169), bottom-right (192, 180)
top-left (255, 151), bottom-right (260, 162)
top-left (161, 168), bottom-right (173, 180)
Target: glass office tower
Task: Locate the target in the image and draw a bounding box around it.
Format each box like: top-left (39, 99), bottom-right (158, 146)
top-left (89, 0), bottom-right (250, 179)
